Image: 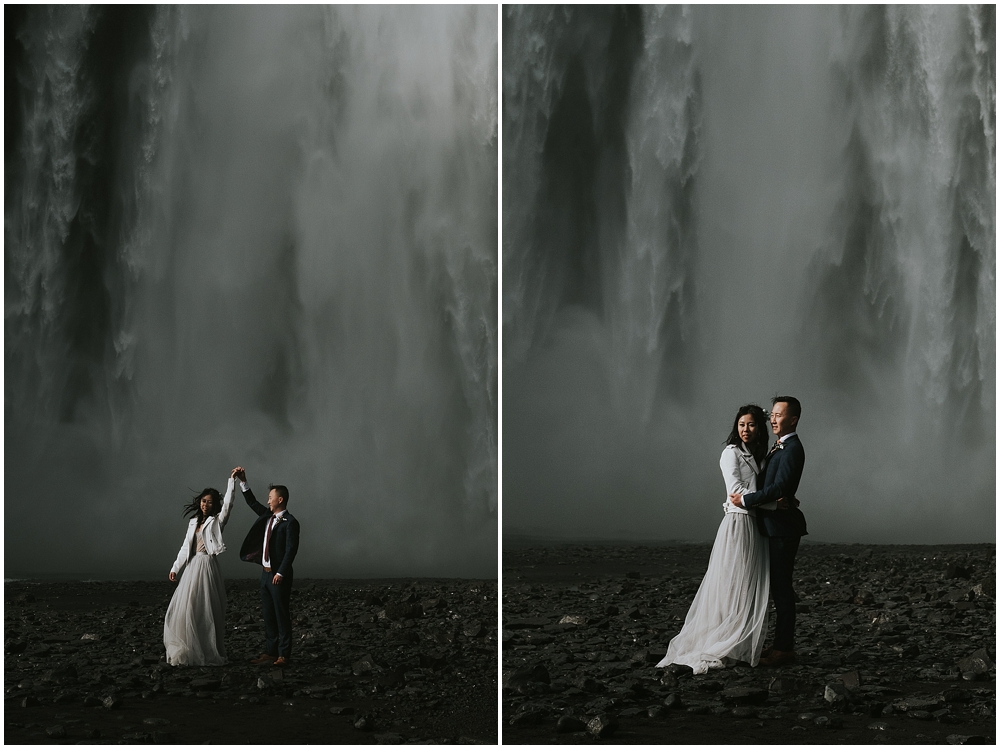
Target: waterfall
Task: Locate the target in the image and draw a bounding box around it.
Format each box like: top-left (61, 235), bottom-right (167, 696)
top-left (6, 6), bottom-right (498, 578)
top-left (503, 5), bottom-right (994, 543)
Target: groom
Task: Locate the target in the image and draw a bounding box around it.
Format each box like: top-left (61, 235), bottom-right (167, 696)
top-left (730, 396), bottom-right (807, 667)
top-left (232, 466), bottom-right (300, 667)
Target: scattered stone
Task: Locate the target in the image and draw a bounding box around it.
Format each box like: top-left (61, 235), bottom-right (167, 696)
top-left (769, 677), bottom-right (809, 695)
top-left (462, 620), bottom-right (484, 637)
top-left (586, 713), bottom-right (618, 738)
top-left (868, 721), bottom-right (889, 731)
top-left (556, 715), bottom-right (588, 733)
top-left (723, 686), bottom-right (768, 705)
top-left (957, 649), bottom-right (993, 674)
top-left (45, 725), bottom-right (66, 738)
top-left (944, 565), bottom-right (971, 580)
top-left (947, 735), bottom-right (988, 745)
top-left (896, 696), bottom-right (944, 712)
top-left (352, 654), bottom-right (377, 675)
top-left (824, 683), bottom-right (850, 705)
top-left (663, 693), bottom-right (683, 710)
top-left (503, 663), bottom-right (549, 689)
top-left (354, 714), bottom-right (376, 731)
top-left (837, 670), bottom-right (861, 688)
top-left (508, 709), bottom-right (544, 727)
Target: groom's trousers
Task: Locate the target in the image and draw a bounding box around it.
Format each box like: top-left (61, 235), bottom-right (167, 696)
top-left (769, 535), bottom-right (800, 652)
top-left (261, 571), bottom-right (293, 659)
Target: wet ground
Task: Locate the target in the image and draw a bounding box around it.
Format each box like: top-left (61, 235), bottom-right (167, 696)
top-left (502, 541), bottom-right (995, 745)
top-left (5, 577), bottom-right (497, 744)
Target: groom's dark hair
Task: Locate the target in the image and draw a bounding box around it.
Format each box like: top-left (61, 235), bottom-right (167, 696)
top-left (269, 484), bottom-right (290, 504)
top-left (772, 395), bottom-right (801, 420)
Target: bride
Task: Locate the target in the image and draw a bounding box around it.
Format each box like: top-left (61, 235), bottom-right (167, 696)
top-left (656, 405), bottom-right (777, 674)
top-left (163, 471), bottom-right (235, 666)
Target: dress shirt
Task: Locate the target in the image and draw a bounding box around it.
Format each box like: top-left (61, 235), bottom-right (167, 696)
top-left (242, 481), bottom-right (285, 573)
top-left (262, 509), bottom-right (287, 568)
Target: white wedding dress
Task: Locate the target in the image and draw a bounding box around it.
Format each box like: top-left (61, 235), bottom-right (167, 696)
top-left (163, 478), bottom-right (234, 666)
top-left (656, 444), bottom-right (772, 674)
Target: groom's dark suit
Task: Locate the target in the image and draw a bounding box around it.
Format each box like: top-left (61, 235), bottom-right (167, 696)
top-left (240, 487), bottom-right (300, 660)
top-left (742, 433), bottom-right (807, 653)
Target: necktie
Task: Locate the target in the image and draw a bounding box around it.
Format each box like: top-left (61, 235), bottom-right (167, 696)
top-left (263, 515), bottom-right (276, 565)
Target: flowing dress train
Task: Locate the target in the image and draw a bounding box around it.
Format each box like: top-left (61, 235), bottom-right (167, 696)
top-left (163, 538), bottom-right (227, 666)
top-left (656, 444), bottom-right (771, 674)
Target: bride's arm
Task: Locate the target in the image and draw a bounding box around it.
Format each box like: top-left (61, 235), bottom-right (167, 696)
top-left (720, 448), bottom-right (752, 498)
top-left (169, 525), bottom-right (191, 579)
top-left (217, 477), bottom-right (235, 530)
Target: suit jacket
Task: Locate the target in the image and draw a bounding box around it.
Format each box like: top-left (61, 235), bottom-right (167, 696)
top-left (239, 487), bottom-right (300, 578)
top-left (171, 478), bottom-right (235, 576)
top-left (741, 433), bottom-right (808, 538)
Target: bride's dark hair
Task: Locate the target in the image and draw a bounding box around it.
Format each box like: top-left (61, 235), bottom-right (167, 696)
top-left (725, 404), bottom-right (769, 464)
top-left (183, 488), bottom-right (223, 524)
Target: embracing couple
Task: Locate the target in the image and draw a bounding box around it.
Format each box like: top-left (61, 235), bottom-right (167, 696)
top-left (656, 396), bottom-right (807, 674)
top-left (162, 466), bottom-right (301, 668)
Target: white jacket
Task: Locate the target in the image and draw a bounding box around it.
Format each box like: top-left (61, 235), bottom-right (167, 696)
top-left (720, 444), bottom-right (776, 515)
top-left (170, 477), bottom-right (235, 576)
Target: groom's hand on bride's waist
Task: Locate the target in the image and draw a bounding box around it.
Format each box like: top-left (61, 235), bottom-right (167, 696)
top-left (729, 493), bottom-right (743, 507)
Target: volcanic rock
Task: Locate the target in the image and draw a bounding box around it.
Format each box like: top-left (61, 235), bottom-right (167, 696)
top-left (957, 649), bottom-right (993, 674)
top-left (586, 713), bottom-right (618, 738)
top-left (556, 715), bottom-right (588, 733)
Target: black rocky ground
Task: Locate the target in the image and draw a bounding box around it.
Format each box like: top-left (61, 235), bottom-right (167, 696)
top-left (502, 542), bottom-right (995, 744)
top-left (5, 577), bottom-right (497, 744)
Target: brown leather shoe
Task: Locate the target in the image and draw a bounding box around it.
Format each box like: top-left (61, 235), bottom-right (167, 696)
top-left (760, 645), bottom-right (775, 660)
top-left (759, 650), bottom-right (796, 667)
top-left (273, 656), bottom-right (289, 667)
top-left (250, 653), bottom-right (276, 665)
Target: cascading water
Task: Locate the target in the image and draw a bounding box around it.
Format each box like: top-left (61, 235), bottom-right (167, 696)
top-left (503, 5), bottom-right (994, 544)
top-left (6, 5), bottom-right (498, 578)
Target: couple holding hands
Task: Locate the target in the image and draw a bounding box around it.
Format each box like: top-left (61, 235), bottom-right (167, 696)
top-left (162, 466), bottom-right (301, 668)
top-left (160, 400), bottom-right (805, 675)
top-left (657, 396), bottom-right (808, 673)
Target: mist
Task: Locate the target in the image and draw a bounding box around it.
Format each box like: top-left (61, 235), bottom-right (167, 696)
top-left (503, 6), bottom-right (995, 544)
top-left (6, 6), bottom-right (498, 579)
